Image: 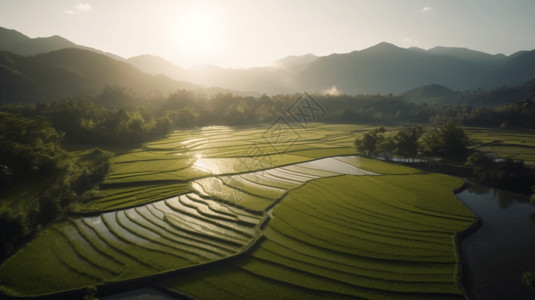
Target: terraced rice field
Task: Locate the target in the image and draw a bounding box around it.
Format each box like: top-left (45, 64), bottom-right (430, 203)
top-left (0, 124), bottom-right (477, 298)
top-left (0, 195), bottom-right (265, 296)
top-left (163, 173), bottom-right (475, 299)
top-left (466, 127), bottom-right (535, 165)
top-left (75, 123), bottom-right (369, 213)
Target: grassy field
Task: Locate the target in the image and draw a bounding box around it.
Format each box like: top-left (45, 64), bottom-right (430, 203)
top-left (163, 174), bottom-right (475, 299)
top-left (466, 127), bottom-right (535, 164)
top-left (75, 123), bottom-right (372, 213)
top-left (0, 194), bottom-right (265, 296)
top-left (0, 123), bottom-right (484, 298)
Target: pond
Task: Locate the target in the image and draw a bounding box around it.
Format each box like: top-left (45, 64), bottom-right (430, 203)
top-left (458, 184), bottom-right (535, 300)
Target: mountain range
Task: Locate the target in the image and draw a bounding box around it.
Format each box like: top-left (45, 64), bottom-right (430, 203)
top-left (1, 26), bottom-right (534, 103)
top-left (0, 27), bottom-right (124, 61)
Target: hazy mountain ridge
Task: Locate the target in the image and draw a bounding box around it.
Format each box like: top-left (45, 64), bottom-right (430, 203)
top-left (427, 46), bottom-right (507, 61)
top-left (0, 26), bottom-right (124, 61)
top-left (128, 41), bottom-right (535, 96)
top-left (127, 55), bottom-right (186, 81)
top-left (127, 55), bottom-right (300, 94)
top-left (1, 26), bottom-right (535, 102)
top-left (0, 48), bottom-right (201, 103)
top-left (276, 53), bottom-right (317, 66)
top-left (294, 42), bottom-right (535, 94)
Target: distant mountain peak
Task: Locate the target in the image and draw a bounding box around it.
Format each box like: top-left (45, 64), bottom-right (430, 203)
top-left (355, 42), bottom-right (402, 55)
top-left (375, 41), bottom-right (398, 47)
top-left (368, 42), bottom-right (400, 50)
top-left (0, 26), bottom-right (124, 61)
top-left (0, 26), bottom-right (30, 46)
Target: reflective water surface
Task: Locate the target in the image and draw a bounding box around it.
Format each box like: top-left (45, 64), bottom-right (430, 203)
top-left (458, 184), bottom-right (535, 300)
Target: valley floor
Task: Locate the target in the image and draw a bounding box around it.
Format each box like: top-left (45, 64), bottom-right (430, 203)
top-left (0, 123), bottom-right (503, 299)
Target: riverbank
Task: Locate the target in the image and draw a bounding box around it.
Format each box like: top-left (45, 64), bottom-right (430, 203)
top-left (394, 158), bottom-right (534, 196)
top-left (457, 185), bottom-right (535, 300)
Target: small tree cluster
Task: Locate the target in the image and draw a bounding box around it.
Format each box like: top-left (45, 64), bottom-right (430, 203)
top-left (423, 120), bottom-right (472, 157)
top-left (355, 125), bottom-right (423, 162)
top-left (355, 127), bottom-right (385, 158)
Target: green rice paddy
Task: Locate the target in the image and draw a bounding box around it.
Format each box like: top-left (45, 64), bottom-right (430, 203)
top-left (163, 174), bottom-right (475, 299)
top-left (0, 123), bottom-right (485, 298)
top-left (466, 127), bottom-right (535, 165)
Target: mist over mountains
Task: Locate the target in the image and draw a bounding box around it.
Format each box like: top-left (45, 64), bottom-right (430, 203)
top-left (1, 26), bottom-right (534, 104)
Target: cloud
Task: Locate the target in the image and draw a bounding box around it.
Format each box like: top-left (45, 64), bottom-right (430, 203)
top-left (422, 6), bottom-right (432, 12)
top-left (323, 85), bottom-right (342, 96)
top-left (76, 3), bottom-right (92, 11)
top-left (64, 3), bottom-right (91, 14)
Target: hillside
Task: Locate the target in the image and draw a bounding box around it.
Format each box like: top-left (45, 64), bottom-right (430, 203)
top-left (0, 48), bottom-right (199, 103)
top-left (128, 53), bottom-right (317, 94)
top-left (0, 26), bottom-right (124, 61)
top-left (466, 77), bottom-right (535, 106)
top-left (127, 55), bottom-right (187, 81)
top-left (403, 84), bottom-right (460, 105)
top-left (293, 42), bottom-right (535, 95)
top-left (129, 42), bottom-right (535, 96)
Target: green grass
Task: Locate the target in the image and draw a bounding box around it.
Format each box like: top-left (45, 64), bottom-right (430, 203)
top-left (340, 156), bottom-right (424, 174)
top-left (74, 182), bottom-right (190, 212)
top-left (0, 228), bottom-right (102, 296)
top-left (466, 127), bottom-right (535, 164)
top-left (0, 194), bottom-right (265, 296)
top-left (163, 264), bottom-right (343, 300)
top-left (75, 123), bottom-right (375, 212)
top-left (163, 174), bottom-right (475, 299)
top-left (1, 123), bottom-right (485, 298)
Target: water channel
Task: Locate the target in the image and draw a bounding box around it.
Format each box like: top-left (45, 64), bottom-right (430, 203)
top-left (458, 184), bottom-right (535, 300)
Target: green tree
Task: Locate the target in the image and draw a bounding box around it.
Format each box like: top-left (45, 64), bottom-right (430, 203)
top-left (0, 112), bottom-right (66, 178)
top-left (394, 124), bottom-right (423, 162)
top-left (377, 136), bottom-right (397, 161)
top-left (355, 127), bottom-right (385, 157)
top-left (424, 120), bottom-right (472, 157)
top-left (465, 151), bottom-right (494, 183)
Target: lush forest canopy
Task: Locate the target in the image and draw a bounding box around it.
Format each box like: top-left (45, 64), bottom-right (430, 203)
top-left (0, 112), bottom-right (111, 259)
top-left (2, 82), bottom-right (535, 140)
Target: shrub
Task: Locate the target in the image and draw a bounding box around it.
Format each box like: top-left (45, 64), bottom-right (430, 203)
top-left (522, 271), bottom-right (535, 287)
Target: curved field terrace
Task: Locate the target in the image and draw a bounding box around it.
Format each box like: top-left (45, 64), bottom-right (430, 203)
top-left (0, 124), bottom-right (476, 299)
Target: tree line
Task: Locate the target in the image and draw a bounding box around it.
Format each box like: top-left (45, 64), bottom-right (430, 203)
top-left (354, 121), bottom-right (471, 162)
top-left (0, 112), bottom-right (111, 259)
top-left (1, 86), bottom-right (533, 145)
top-left (355, 121), bottom-right (534, 193)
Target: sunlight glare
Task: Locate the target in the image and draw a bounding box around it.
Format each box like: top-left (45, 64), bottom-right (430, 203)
top-left (173, 10), bottom-right (218, 53)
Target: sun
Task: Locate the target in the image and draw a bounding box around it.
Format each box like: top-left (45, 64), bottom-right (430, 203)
top-left (173, 10), bottom-right (218, 54)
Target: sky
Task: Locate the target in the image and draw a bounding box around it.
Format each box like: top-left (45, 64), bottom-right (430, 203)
top-left (1, 0), bottom-right (534, 69)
